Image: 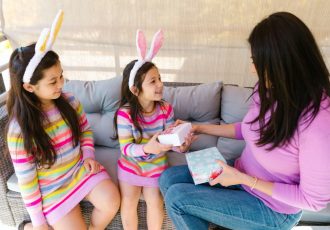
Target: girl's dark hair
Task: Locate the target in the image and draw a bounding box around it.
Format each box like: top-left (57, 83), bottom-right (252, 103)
top-left (113, 60), bottom-right (164, 142)
top-left (248, 12), bottom-right (330, 150)
top-left (6, 43), bottom-right (81, 168)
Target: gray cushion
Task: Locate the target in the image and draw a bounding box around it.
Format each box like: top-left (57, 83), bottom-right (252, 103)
top-left (217, 136), bottom-right (246, 161)
top-left (63, 76), bottom-right (122, 148)
top-left (217, 85), bottom-right (252, 160)
top-left (6, 173), bottom-right (19, 193)
top-left (163, 82), bottom-right (222, 122)
top-left (301, 204), bottom-right (330, 222)
top-left (217, 120), bottom-right (246, 161)
top-left (167, 151), bottom-right (187, 166)
top-left (94, 146), bottom-right (121, 185)
top-left (221, 85), bottom-right (252, 123)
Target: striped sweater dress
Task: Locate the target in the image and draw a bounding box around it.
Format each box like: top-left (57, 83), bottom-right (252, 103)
top-left (116, 101), bottom-right (174, 187)
top-left (7, 93), bottom-right (109, 226)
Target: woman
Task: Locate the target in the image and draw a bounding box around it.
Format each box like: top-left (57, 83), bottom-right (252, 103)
top-left (159, 12), bottom-right (330, 230)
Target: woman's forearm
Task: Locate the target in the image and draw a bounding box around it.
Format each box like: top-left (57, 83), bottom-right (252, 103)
top-left (195, 123), bottom-right (236, 139)
top-left (241, 173), bottom-right (274, 196)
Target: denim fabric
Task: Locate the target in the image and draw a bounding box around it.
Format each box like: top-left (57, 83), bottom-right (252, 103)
top-left (159, 165), bottom-right (302, 230)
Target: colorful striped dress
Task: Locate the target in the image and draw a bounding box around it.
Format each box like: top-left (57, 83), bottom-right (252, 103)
top-left (7, 93), bottom-right (109, 226)
top-left (117, 101), bottom-right (174, 187)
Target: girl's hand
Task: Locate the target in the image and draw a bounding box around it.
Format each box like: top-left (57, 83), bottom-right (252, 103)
top-left (84, 158), bottom-right (101, 174)
top-left (144, 132), bottom-right (173, 154)
top-left (179, 132), bottom-right (198, 153)
top-left (209, 160), bottom-right (245, 187)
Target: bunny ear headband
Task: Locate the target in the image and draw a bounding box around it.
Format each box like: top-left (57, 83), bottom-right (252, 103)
top-left (128, 29), bottom-right (164, 90)
top-left (22, 10), bottom-right (64, 83)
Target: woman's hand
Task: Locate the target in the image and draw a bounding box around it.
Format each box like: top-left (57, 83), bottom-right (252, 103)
top-left (209, 160), bottom-right (245, 187)
top-left (84, 158), bottom-right (101, 174)
top-left (178, 132), bottom-right (198, 152)
top-left (143, 132), bottom-right (173, 154)
top-left (173, 119), bottom-right (199, 133)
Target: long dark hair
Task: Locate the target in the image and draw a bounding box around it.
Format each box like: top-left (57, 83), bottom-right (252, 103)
top-left (113, 60), bottom-right (164, 142)
top-left (6, 44), bottom-right (81, 168)
top-left (248, 12), bottom-right (330, 150)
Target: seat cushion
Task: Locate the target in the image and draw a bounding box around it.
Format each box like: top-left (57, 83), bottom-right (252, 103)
top-left (301, 204), bottom-right (330, 223)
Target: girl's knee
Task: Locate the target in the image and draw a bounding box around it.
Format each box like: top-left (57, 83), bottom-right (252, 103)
top-left (144, 194), bottom-right (163, 207)
top-left (90, 180), bottom-right (120, 213)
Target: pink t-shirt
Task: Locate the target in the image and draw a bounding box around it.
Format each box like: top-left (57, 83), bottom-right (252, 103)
top-left (235, 93), bottom-right (330, 214)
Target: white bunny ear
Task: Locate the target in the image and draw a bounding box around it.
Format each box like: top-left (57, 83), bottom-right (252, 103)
top-left (22, 9), bottom-right (64, 83)
top-left (46, 10), bottom-right (64, 49)
top-left (146, 29), bottom-right (164, 61)
top-left (136, 30), bottom-right (147, 60)
top-left (35, 28), bottom-right (50, 53)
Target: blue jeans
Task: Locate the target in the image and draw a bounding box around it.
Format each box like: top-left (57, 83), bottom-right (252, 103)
top-left (159, 165), bottom-right (302, 230)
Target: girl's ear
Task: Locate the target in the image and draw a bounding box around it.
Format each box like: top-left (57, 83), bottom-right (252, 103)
top-left (130, 86), bottom-right (139, 96)
top-left (23, 83), bottom-right (35, 93)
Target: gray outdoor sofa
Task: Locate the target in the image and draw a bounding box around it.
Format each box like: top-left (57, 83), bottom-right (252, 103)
top-left (0, 77), bottom-right (329, 229)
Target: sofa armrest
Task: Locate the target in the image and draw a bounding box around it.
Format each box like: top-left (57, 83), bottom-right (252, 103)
top-left (0, 99), bottom-right (16, 226)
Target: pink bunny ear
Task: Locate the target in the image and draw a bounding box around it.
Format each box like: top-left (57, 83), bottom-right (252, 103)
top-left (136, 30), bottom-right (147, 60)
top-left (146, 29), bottom-right (164, 61)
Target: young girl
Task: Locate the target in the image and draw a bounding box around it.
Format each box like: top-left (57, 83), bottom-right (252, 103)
top-left (6, 11), bottom-right (120, 230)
top-left (114, 30), bottom-right (193, 230)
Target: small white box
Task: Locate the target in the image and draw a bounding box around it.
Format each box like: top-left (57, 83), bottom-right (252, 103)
top-left (158, 123), bottom-right (192, 146)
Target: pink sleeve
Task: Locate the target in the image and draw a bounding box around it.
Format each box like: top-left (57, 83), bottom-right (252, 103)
top-left (65, 93), bottom-right (95, 160)
top-left (165, 104), bottom-right (175, 129)
top-left (234, 122), bottom-right (244, 140)
top-left (76, 99), bottom-right (95, 160)
top-left (272, 115), bottom-right (330, 211)
top-left (117, 109), bottom-right (147, 157)
top-left (7, 121), bottom-right (47, 226)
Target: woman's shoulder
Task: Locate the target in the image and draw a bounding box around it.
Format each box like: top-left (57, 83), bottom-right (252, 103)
top-left (300, 96), bottom-right (330, 136)
top-left (314, 95), bottom-right (330, 123)
top-left (320, 94), bottom-right (330, 111)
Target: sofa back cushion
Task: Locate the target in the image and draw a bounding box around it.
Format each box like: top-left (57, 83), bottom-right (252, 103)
top-left (63, 76), bottom-right (122, 148)
top-left (217, 85), bottom-right (253, 160)
top-left (163, 81), bottom-right (222, 121)
top-left (163, 82), bottom-right (223, 150)
top-left (64, 78), bottom-right (223, 151)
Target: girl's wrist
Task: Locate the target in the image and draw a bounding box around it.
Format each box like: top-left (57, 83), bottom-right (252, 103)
top-left (142, 144), bottom-right (151, 155)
